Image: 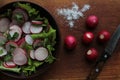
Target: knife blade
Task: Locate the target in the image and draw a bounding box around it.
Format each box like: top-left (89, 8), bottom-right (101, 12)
top-left (86, 25), bottom-right (120, 80)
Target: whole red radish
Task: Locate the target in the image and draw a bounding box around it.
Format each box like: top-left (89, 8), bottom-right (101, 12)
top-left (98, 30), bottom-right (110, 43)
top-left (64, 35), bottom-right (77, 50)
top-left (86, 15), bottom-right (99, 28)
top-left (82, 32), bottom-right (94, 44)
top-left (85, 48), bottom-right (98, 61)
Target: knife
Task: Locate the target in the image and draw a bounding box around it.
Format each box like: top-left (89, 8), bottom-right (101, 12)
top-left (86, 25), bottom-right (120, 80)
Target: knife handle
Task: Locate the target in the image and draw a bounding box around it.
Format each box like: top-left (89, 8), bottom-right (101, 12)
top-left (86, 52), bottom-right (111, 80)
top-left (86, 61), bottom-right (105, 80)
top-left (98, 51), bottom-right (111, 62)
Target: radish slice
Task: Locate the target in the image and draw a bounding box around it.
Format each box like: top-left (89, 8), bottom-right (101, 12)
top-left (10, 25), bottom-right (22, 33)
top-left (30, 50), bottom-right (35, 59)
top-left (3, 62), bottom-right (9, 68)
top-left (25, 35), bottom-right (33, 45)
top-left (13, 8), bottom-right (28, 22)
top-left (22, 22), bottom-right (31, 34)
top-left (5, 41), bottom-right (18, 51)
top-left (0, 47), bottom-right (7, 57)
top-left (30, 25), bottom-right (43, 33)
top-left (0, 18), bottom-right (10, 32)
top-left (16, 38), bottom-right (25, 48)
top-left (31, 20), bottom-right (43, 25)
top-left (13, 48), bottom-right (26, 55)
top-left (3, 61), bottom-right (16, 68)
top-left (34, 47), bottom-right (48, 61)
top-left (33, 39), bottom-right (42, 48)
top-left (9, 25), bottom-right (22, 42)
top-left (13, 48), bottom-right (27, 66)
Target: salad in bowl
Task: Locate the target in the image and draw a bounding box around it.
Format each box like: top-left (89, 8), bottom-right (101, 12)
top-left (0, 1), bottom-right (59, 78)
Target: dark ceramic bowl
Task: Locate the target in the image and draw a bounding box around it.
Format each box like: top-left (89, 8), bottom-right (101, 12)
top-left (0, 1), bottom-right (60, 79)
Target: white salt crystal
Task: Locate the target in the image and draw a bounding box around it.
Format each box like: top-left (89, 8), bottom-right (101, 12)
top-left (57, 2), bottom-right (90, 28)
top-left (69, 21), bottom-right (74, 28)
top-left (81, 4), bottom-right (90, 12)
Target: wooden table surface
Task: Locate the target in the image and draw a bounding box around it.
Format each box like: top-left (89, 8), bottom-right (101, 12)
top-left (1, 0), bottom-right (120, 80)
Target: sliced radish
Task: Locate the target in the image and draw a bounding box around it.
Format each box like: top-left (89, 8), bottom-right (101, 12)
top-left (9, 25), bottom-right (22, 42)
top-left (33, 39), bottom-right (42, 48)
top-left (3, 61), bottom-right (16, 68)
top-left (22, 22), bottom-right (31, 34)
top-left (0, 47), bottom-right (7, 57)
top-left (30, 50), bottom-right (35, 59)
top-left (13, 8), bottom-right (28, 22)
top-left (16, 38), bottom-right (25, 47)
top-left (34, 47), bottom-right (48, 61)
top-left (10, 25), bottom-right (22, 33)
top-left (5, 41), bottom-right (18, 51)
top-left (0, 18), bottom-right (10, 32)
top-left (25, 35), bottom-right (33, 45)
top-left (13, 48), bottom-right (26, 55)
top-left (13, 48), bottom-right (27, 66)
top-left (3, 62), bottom-right (9, 68)
top-left (30, 25), bottom-right (43, 33)
top-left (31, 20), bottom-right (43, 25)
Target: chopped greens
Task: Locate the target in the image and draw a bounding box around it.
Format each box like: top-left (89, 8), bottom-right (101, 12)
top-left (7, 32), bottom-right (19, 40)
top-left (0, 49), bottom-right (3, 55)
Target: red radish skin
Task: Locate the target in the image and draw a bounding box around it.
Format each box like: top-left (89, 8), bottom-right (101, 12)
top-left (86, 15), bottom-right (99, 28)
top-left (3, 62), bottom-right (9, 68)
top-left (82, 32), bottom-right (94, 44)
top-left (64, 35), bottom-right (77, 50)
top-left (30, 25), bottom-right (43, 33)
top-left (0, 18), bottom-right (10, 32)
top-left (85, 48), bottom-right (98, 61)
top-left (22, 22), bottom-right (31, 34)
top-left (34, 47), bottom-right (48, 61)
top-left (13, 48), bottom-right (27, 65)
top-left (3, 61), bottom-right (16, 68)
top-left (98, 30), bottom-right (110, 43)
top-left (16, 38), bottom-right (25, 46)
top-left (5, 41), bottom-right (18, 51)
top-left (31, 20), bottom-right (43, 25)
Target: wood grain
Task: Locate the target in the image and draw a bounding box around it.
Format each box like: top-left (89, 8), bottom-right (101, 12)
top-left (0, 0), bottom-right (120, 80)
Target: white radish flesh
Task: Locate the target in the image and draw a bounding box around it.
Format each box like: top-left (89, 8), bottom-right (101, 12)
top-left (34, 47), bottom-right (48, 61)
top-left (10, 25), bottom-right (22, 34)
top-left (5, 41), bottom-right (18, 51)
top-left (0, 18), bottom-right (10, 32)
top-left (13, 48), bottom-right (27, 65)
top-left (30, 25), bottom-right (43, 33)
top-left (30, 50), bottom-right (35, 59)
top-left (22, 22), bottom-right (31, 34)
top-left (0, 47), bottom-right (7, 57)
top-left (25, 35), bottom-right (33, 45)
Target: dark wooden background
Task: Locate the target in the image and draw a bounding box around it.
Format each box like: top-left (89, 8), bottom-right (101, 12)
top-left (1, 0), bottom-right (120, 80)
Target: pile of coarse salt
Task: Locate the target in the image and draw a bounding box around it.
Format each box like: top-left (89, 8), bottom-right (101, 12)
top-left (57, 2), bottom-right (90, 28)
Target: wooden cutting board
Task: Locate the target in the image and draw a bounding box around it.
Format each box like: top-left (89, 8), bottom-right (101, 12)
top-left (1, 0), bottom-right (120, 80)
